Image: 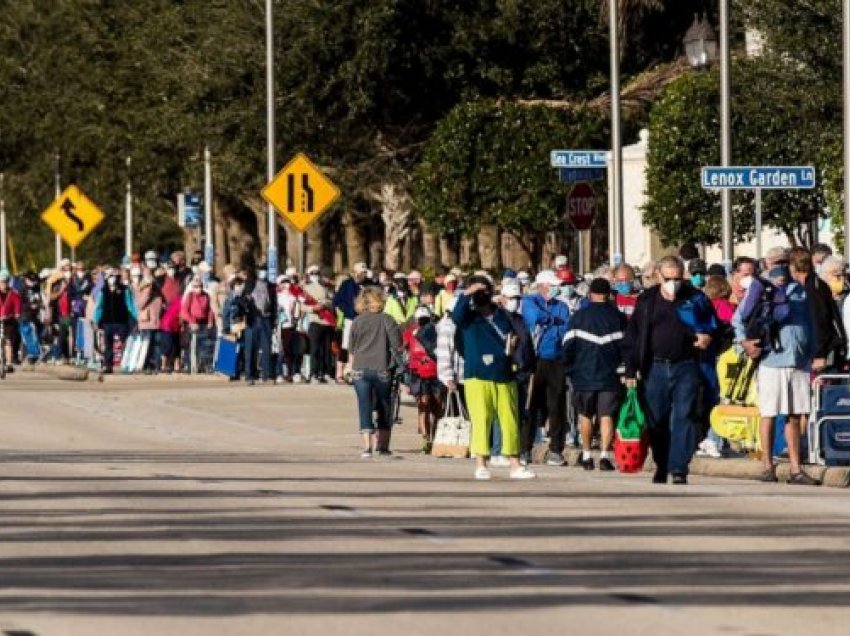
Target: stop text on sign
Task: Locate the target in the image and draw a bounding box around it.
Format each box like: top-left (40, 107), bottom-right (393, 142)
top-left (701, 166), bottom-right (816, 190)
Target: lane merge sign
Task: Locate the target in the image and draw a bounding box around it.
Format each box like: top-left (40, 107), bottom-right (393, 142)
top-left (550, 150), bottom-right (608, 169)
top-left (701, 166), bottom-right (816, 190)
top-left (262, 153), bottom-right (341, 234)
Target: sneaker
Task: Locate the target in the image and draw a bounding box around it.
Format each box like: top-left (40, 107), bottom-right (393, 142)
top-left (275, 376), bottom-right (285, 385)
top-left (474, 467), bottom-right (492, 480)
top-left (375, 449), bottom-right (393, 459)
top-left (671, 473), bottom-right (688, 485)
top-left (652, 470), bottom-right (667, 484)
top-left (292, 374), bottom-right (304, 384)
top-left (696, 439), bottom-right (722, 459)
top-left (580, 456), bottom-right (595, 471)
top-left (546, 452), bottom-right (566, 467)
top-left (360, 449), bottom-right (372, 459)
top-left (519, 452), bottom-right (531, 467)
top-left (510, 466), bottom-right (537, 480)
top-left (788, 471), bottom-right (820, 486)
top-left (490, 456), bottom-right (511, 467)
top-left (599, 457), bottom-right (616, 472)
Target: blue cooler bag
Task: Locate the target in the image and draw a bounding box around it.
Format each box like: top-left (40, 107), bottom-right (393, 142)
top-left (815, 382), bottom-right (850, 466)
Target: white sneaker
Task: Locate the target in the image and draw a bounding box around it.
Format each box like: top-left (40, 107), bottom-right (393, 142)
top-left (474, 467), bottom-right (492, 480)
top-left (510, 466), bottom-right (537, 480)
top-left (696, 440), bottom-right (722, 459)
top-left (489, 456), bottom-right (511, 467)
top-left (292, 374), bottom-right (304, 384)
top-left (275, 376), bottom-right (285, 385)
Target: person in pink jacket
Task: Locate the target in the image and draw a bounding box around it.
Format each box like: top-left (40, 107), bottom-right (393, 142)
top-left (133, 276), bottom-right (163, 372)
top-left (160, 295), bottom-right (183, 373)
top-left (180, 277), bottom-right (214, 373)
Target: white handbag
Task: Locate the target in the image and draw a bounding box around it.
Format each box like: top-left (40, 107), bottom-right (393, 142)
top-left (432, 389), bottom-right (471, 458)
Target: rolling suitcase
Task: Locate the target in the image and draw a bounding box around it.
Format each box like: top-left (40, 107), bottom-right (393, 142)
top-left (808, 374), bottom-right (850, 466)
top-left (214, 336), bottom-right (241, 379)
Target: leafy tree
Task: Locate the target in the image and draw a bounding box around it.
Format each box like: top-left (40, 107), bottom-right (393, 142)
top-left (643, 57), bottom-right (833, 247)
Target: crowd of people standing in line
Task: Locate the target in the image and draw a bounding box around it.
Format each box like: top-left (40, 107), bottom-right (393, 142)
top-left (0, 241), bottom-right (845, 485)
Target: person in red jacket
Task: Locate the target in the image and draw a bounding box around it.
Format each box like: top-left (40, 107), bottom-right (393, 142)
top-left (0, 271), bottom-right (22, 370)
top-left (403, 306), bottom-right (443, 452)
top-left (180, 277), bottom-right (214, 373)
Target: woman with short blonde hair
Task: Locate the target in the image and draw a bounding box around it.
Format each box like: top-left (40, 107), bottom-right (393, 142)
top-left (348, 286), bottom-right (402, 458)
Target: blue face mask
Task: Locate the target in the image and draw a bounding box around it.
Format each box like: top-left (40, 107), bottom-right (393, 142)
top-left (561, 285), bottom-right (575, 298)
top-left (546, 286), bottom-right (560, 301)
top-left (690, 274), bottom-right (705, 288)
top-left (614, 281), bottom-right (632, 295)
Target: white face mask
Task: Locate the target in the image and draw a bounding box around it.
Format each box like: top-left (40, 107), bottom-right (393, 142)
top-left (505, 298), bottom-right (520, 313)
top-left (309, 274), bottom-right (320, 284)
top-left (145, 259), bottom-right (158, 269)
top-left (662, 280), bottom-right (682, 297)
top-left (739, 275), bottom-right (754, 290)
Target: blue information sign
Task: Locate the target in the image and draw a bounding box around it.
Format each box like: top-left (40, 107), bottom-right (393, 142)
top-left (701, 166), bottom-right (816, 190)
top-left (559, 168), bottom-right (606, 183)
top-left (550, 150), bottom-right (608, 169)
top-left (179, 193), bottom-right (202, 228)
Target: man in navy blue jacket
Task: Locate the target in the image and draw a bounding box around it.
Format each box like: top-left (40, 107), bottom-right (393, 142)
top-left (564, 278), bottom-right (626, 471)
top-left (521, 270), bottom-right (570, 466)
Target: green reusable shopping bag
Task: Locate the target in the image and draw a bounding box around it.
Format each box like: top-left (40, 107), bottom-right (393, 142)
top-left (616, 388), bottom-right (646, 440)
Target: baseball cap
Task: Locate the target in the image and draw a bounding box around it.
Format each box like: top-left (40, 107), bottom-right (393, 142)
top-left (557, 267), bottom-right (577, 284)
top-left (688, 258), bottom-right (707, 275)
top-left (501, 280), bottom-right (522, 298)
top-left (276, 275), bottom-right (290, 285)
top-left (285, 266), bottom-right (298, 278)
top-left (444, 273), bottom-right (457, 284)
top-left (554, 255), bottom-right (568, 269)
top-left (414, 306), bottom-right (431, 320)
top-left (589, 277), bottom-right (612, 296)
top-left (707, 263), bottom-right (727, 277)
top-left (407, 270), bottom-right (422, 281)
top-left (307, 264), bottom-right (320, 275)
top-left (535, 270), bottom-right (560, 287)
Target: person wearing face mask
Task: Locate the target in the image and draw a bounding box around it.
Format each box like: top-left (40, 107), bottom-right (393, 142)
top-left (334, 263), bottom-right (369, 383)
top-left (302, 265), bottom-right (335, 383)
top-left (688, 258), bottom-right (708, 290)
top-left (402, 306), bottom-right (442, 453)
top-left (500, 281), bottom-right (535, 465)
top-left (68, 261), bottom-right (93, 360)
top-left (557, 268), bottom-right (585, 314)
top-left (274, 275), bottom-right (303, 383)
top-left (384, 275), bottom-right (417, 325)
top-left (0, 271), bottom-right (22, 371)
top-left (818, 255), bottom-right (848, 303)
top-left (623, 255), bottom-right (716, 485)
top-left (811, 243), bottom-right (833, 274)
top-left (521, 270), bottom-right (571, 467)
top-left (564, 277), bottom-right (626, 471)
top-left (170, 251), bottom-right (192, 291)
top-left (47, 260), bottom-right (74, 362)
top-left (94, 270), bottom-right (138, 374)
top-left (180, 276), bottom-right (215, 373)
top-left (144, 250), bottom-right (159, 272)
top-left (452, 276), bottom-right (535, 480)
top-left (133, 272), bottom-right (163, 373)
top-left (434, 273), bottom-right (459, 318)
top-left (613, 264), bottom-right (639, 320)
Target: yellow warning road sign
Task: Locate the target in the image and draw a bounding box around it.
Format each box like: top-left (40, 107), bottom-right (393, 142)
top-left (262, 153), bottom-right (340, 233)
top-left (41, 185), bottom-right (105, 248)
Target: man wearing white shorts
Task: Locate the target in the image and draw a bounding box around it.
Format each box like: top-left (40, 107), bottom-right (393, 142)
top-left (736, 248), bottom-right (819, 485)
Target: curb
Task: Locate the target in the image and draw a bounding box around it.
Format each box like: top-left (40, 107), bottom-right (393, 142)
top-left (532, 445), bottom-right (850, 488)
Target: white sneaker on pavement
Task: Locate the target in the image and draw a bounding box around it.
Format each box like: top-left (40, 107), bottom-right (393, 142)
top-left (474, 467), bottom-right (492, 480)
top-left (696, 439), bottom-right (722, 459)
top-left (510, 467), bottom-right (537, 480)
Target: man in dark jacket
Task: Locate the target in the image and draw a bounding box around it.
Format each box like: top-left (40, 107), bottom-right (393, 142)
top-left (334, 262), bottom-right (368, 381)
top-left (798, 246), bottom-right (847, 372)
top-left (564, 278), bottom-right (626, 471)
top-left (623, 256), bottom-right (717, 485)
top-left (94, 270), bottom-right (138, 373)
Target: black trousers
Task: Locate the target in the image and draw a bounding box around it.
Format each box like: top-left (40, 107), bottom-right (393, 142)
top-left (533, 359), bottom-right (567, 454)
top-left (308, 323), bottom-right (334, 379)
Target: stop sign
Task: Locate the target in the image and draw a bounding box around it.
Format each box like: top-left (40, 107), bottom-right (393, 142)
top-left (567, 182), bottom-right (596, 231)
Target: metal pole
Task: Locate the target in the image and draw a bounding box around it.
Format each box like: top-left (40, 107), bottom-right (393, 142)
top-left (609, 0), bottom-right (624, 265)
top-left (577, 230), bottom-right (585, 275)
top-left (0, 173), bottom-right (6, 271)
top-left (125, 156), bottom-right (132, 262)
top-left (265, 0), bottom-right (278, 281)
top-left (55, 153), bottom-right (62, 267)
top-left (844, 0), bottom-right (850, 260)
top-left (754, 189), bottom-right (762, 260)
top-left (204, 146), bottom-right (214, 267)
top-left (720, 0), bottom-right (733, 264)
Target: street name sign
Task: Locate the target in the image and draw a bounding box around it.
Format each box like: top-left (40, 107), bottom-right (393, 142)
top-left (567, 182), bottom-right (596, 231)
top-left (550, 150), bottom-right (608, 169)
top-left (701, 166), bottom-right (816, 190)
top-left (41, 185), bottom-right (105, 248)
top-left (559, 167), bottom-right (605, 183)
top-left (262, 153), bottom-right (340, 234)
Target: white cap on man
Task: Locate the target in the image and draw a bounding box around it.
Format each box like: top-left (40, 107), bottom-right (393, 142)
top-left (407, 270), bottom-right (422, 282)
top-left (535, 270), bottom-right (560, 287)
top-left (414, 306), bottom-right (432, 320)
top-left (285, 266), bottom-right (298, 278)
top-left (501, 280), bottom-right (522, 298)
top-left (307, 264), bottom-right (320, 275)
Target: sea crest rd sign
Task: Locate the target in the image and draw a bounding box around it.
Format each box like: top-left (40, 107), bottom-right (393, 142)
top-left (701, 166), bottom-right (816, 190)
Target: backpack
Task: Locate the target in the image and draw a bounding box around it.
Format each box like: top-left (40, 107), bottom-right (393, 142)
top-left (743, 279), bottom-right (789, 353)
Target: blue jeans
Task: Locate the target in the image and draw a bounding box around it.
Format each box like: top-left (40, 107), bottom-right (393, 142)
top-left (352, 369), bottom-right (392, 432)
top-left (244, 317), bottom-right (272, 381)
top-left (643, 359), bottom-right (700, 476)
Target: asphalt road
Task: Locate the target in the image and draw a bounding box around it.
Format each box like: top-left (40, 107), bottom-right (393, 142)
top-left (1, 372), bottom-right (849, 636)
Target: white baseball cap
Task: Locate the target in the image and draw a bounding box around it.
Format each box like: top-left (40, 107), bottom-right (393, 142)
top-left (554, 255), bottom-right (568, 268)
top-left (414, 306), bottom-right (432, 320)
top-left (501, 280), bottom-right (522, 298)
top-left (285, 266), bottom-right (298, 277)
top-left (535, 270), bottom-right (560, 287)
top-left (307, 265), bottom-right (320, 275)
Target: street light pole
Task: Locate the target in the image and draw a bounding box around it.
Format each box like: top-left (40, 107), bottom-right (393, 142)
top-left (844, 0), bottom-right (850, 260)
top-left (720, 0), bottom-right (733, 264)
top-left (609, 0), bottom-right (624, 266)
top-left (125, 157), bottom-right (133, 263)
top-left (0, 173), bottom-right (6, 271)
top-left (54, 153), bottom-right (62, 267)
top-left (265, 0), bottom-right (278, 280)
top-left (204, 146), bottom-right (214, 268)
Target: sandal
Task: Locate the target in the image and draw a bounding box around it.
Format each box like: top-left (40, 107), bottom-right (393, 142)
top-left (757, 468), bottom-right (778, 483)
top-left (788, 471), bottom-right (821, 486)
